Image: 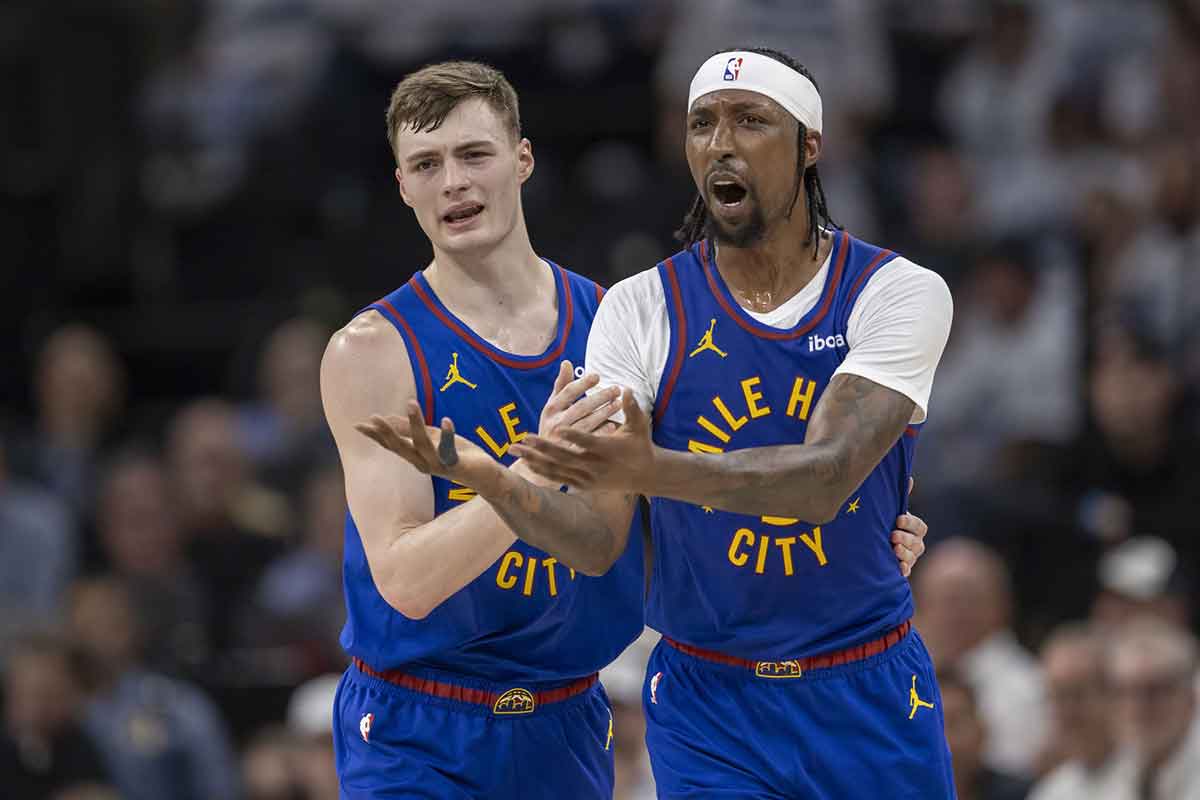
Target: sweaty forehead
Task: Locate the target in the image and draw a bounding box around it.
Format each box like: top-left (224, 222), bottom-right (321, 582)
top-left (689, 88), bottom-right (788, 117)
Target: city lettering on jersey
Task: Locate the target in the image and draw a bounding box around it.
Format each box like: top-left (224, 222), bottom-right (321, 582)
top-left (474, 401), bottom-right (528, 458)
top-left (442, 400), bottom-right (575, 599)
top-left (685, 372), bottom-right (832, 573)
top-left (687, 374), bottom-right (821, 454)
top-left (727, 518), bottom-right (828, 574)
top-left (495, 551), bottom-right (577, 597)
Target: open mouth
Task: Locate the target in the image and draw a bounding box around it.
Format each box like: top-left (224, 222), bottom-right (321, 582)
top-left (711, 179), bottom-right (748, 207)
top-left (443, 204), bottom-right (484, 225)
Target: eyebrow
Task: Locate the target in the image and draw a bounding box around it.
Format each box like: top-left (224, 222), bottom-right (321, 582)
top-left (405, 140), bottom-right (497, 165)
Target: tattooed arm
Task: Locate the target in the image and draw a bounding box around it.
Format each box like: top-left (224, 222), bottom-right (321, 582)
top-left (514, 374), bottom-right (914, 524)
top-left (648, 374), bottom-right (914, 521)
top-left (475, 471), bottom-right (639, 577)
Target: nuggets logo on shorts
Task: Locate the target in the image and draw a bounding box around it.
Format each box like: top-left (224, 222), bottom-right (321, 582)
top-left (755, 660), bottom-right (803, 679)
top-left (359, 712), bottom-right (374, 742)
top-left (493, 688), bottom-right (536, 715)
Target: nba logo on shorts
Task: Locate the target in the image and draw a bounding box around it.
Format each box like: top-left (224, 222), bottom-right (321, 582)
top-left (360, 713), bottom-right (374, 742)
top-left (723, 57), bottom-right (743, 81)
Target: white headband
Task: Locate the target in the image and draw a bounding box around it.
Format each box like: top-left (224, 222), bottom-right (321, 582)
top-left (687, 51), bottom-right (822, 133)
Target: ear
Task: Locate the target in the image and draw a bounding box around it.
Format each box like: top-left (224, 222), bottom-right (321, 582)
top-left (395, 166), bottom-right (415, 208)
top-left (803, 131), bottom-right (822, 170)
top-left (516, 137), bottom-right (535, 185)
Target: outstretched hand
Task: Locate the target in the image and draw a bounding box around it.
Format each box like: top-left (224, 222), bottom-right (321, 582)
top-left (355, 400), bottom-right (496, 486)
top-left (511, 387), bottom-right (655, 491)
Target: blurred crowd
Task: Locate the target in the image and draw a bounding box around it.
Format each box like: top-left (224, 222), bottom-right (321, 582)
top-left (2, 0), bottom-right (1200, 798)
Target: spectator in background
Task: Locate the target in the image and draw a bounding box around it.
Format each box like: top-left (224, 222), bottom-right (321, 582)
top-left (284, 673), bottom-right (340, 800)
top-left (16, 324), bottom-right (126, 520)
top-left (920, 241), bottom-right (1082, 498)
top-left (96, 449), bottom-right (211, 677)
top-left (1031, 623), bottom-right (1136, 800)
top-left (167, 398), bottom-right (285, 656)
top-left (238, 317), bottom-right (335, 496)
top-left (245, 462), bottom-right (347, 679)
top-left (0, 433), bottom-right (76, 650)
top-left (241, 725), bottom-right (302, 800)
top-left (68, 576), bottom-right (241, 800)
top-left (1070, 320), bottom-right (1197, 554)
top-left (1107, 618), bottom-right (1200, 799)
top-left (1092, 536), bottom-right (1193, 631)
top-left (0, 634), bottom-right (112, 798)
top-left (939, 671), bottom-right (1032, 800)
top-left (915, 538), bottom-right (1046, 777)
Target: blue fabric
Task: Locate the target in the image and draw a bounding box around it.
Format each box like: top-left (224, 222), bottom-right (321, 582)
top-left (642, 629), bottom-right (955, 799)
top-left (339, 262), bottom-right (644, 683)
top-left (334, 664), bottom-right (615, 799)
top-left (646, 233), bottom-right (919, 658)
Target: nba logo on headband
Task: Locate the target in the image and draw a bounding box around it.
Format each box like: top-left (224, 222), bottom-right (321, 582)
top-left (723, 57), bottom-right (743, 81)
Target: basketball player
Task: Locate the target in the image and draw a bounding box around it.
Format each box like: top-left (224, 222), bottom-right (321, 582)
top-left (327, 59), bottom-right (935, 799)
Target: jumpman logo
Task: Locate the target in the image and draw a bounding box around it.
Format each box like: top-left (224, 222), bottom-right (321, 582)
top-left (440, 352), bottom-right (477, 392)
top-left (909, 675), bottom-right (935, 719)
top-left (689, 318), bottom-right (727, 358)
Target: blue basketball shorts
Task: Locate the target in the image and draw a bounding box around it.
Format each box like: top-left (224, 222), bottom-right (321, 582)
top-left (334, 660), bottom-right (615, 799)
top-left (642, 625), bottom-right (956, 799)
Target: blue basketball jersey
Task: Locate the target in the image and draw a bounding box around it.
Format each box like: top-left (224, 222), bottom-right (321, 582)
top-left (647, 232), bottom-right (920, 658)
top-left (339, 261), bottom-right (644, 683)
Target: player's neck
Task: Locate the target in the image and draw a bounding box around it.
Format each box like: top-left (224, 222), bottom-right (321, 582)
top-left (425, 220), bottom-right (551, 317)
top-left (713, 214), bottom-right (831, 314)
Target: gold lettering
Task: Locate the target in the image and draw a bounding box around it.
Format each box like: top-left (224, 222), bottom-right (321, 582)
top-left (728, 528), bottom-right (754, 567)
top-left (496, 551), bottom-right (522, 589)
top-left (688, 440), bottom-right (725, 454)
top-left (754, 534), bottom-right (770, 574)
top-left (776, 537), bottom-right (797, 575)
top-left (476, 425), bottom-right (510, 457)
top-left (786, 377), bottom-right (817, 421)
top-left (761, 515), bottom-right (800, 526)
top-left (448, 484), bottom-right (476, 502)
top-left (696, 416), bottom-right (731, 443)
top-left (713, 396), bottom-right (748, 431)
top-left (499, 402), bottom-right (527, 445)
top-left (741, 377), bottom-right (771, 418)
top-left (522, 555), bottom-right (537, 596)
top-left (799, 526), bottom-right (828, 566)
top-left (542, 558), bottom-right (559, 597)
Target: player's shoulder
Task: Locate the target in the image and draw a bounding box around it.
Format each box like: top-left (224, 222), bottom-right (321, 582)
top-left (601, 265), bottom-right (667, 314)
top-left (322, 309), bottom-right (411, 380)
top-left (845, 236), bottom-right (951, 310)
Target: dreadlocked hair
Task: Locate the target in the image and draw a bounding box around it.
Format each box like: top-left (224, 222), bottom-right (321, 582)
top-left (675, 47), bottom-right (838, 254)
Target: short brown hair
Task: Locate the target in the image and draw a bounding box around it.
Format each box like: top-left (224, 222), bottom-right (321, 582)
top-left (385, 61), bottom-right (521, 158)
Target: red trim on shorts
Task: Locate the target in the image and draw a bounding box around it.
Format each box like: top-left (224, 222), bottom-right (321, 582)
top-left (376, 299), bottom-right (434, 426)
top-left (655, 257), bottom-right (688, 426)
top-left (700, 231), bottom-right (849, 341)
top-left (665, 620), bottom-right (912, 673)
top-left (904, 425), bottom-right (918, 438)
top-left (351, 658), bottom-right (597, 709)
top-left (408, 267), bottom-right (573, 370)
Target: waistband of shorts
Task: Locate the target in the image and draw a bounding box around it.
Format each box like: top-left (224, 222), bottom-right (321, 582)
top-left (351, 657), bottom-right (598, 715)
top-left (664, 620), bottom-right (912, 678)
